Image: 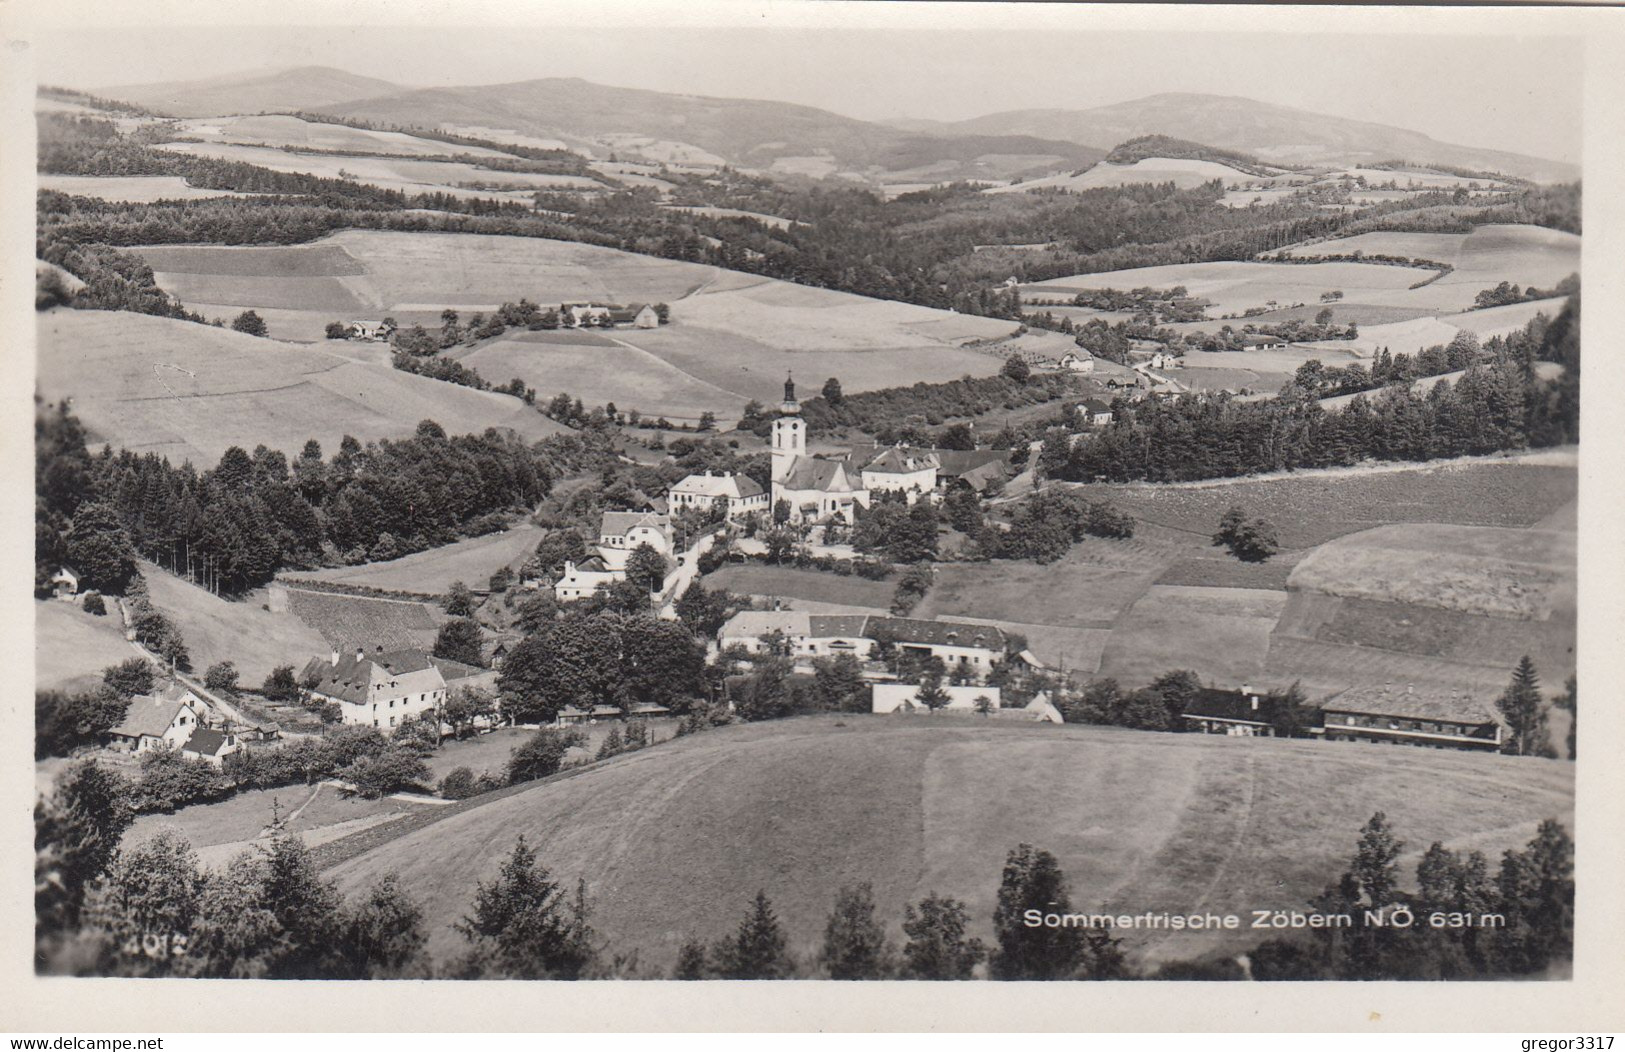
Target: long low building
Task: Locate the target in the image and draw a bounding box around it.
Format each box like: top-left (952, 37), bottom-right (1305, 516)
top-left (873, 683), bottom-right (1001, 714)
top-left (1320, 684), bottom-right (1505, 751)
top-left (719, 610), bottom-right (1007, 679)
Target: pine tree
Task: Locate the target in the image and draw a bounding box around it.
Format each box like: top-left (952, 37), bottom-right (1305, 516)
top-left (1496, 656), bottom-right (1550, 757)
top-left (901, 893), bottom-right (986, 979)
top-left (991, 843), bottom-right (1122, 979)
top-left (818, 882), bottom-right (891, 979)
top-left (715, 890), bottom-right (793, 979)
top-left (454, 837), bottom-right (595, 979)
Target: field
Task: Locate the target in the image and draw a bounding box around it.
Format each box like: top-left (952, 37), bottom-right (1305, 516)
top-left (664, 205), bottom-right (797, 229)
top-left (35, 600), bottom-right (135, 692)
top-left (34, 308), bottom-right (565, 466)
top-left (1096, 586), bottom-right (1289, 685)
top-left (284, 589), bottom-right (444, 651)
top-left (701, 564), bottom-right (894, 611)
top-left (153, 141), bottom-right (601, 199)
top-left (990, 158), bottom-right (1258, 194)
top-left (290, 524), bottom-right (543, 595)
top-left (120, 228), bottom-right (1047, 417)
top-left (142, 564), bottom-right (329, 685)
top-left (38, 174), bottom-right (257, 203)
top-left (170, 114), bottom-right (514, 158)
top-left (321, 715), bottom-right (1574, 972)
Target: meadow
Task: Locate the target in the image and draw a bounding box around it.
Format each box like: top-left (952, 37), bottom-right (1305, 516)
top-left (142, 564), bottom-right (329, 685)
top-left (34, 308), bottom-right (565, 466)
top-left (38, 174), bottom-right (257, 203)
top-left (990, 157), bottom-right (1258, 194)
top-left (291, 525), bottom-right (544, 595)
top-left (320, 715), bottom-right (1574, 972)
top-left (284, 589), bottom-right (444, 651)
top-left (702, 564), bottom-right (895, 610)
top-left (35, 600), bottom-right (135, 693)
top-left (170, 114), bottom-right (514, 158)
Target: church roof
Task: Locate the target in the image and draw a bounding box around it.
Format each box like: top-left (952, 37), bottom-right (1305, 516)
top-left (780, 456), bottom-right (859, 493)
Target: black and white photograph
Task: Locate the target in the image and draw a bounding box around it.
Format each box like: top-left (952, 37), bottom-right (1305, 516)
top-left (8, 0), bottom-right (1623, 1034)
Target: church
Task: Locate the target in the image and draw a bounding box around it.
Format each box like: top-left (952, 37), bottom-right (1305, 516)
top-left (770, 375), bottom-right (869, 524)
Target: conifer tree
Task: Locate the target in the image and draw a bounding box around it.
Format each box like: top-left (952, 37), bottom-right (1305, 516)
top-left (715, 890), bottom-right (793, 979)
top-left (818, 883), bottom-right (892, 979)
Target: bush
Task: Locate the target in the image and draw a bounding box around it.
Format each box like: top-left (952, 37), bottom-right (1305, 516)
top-left (203, 661), bottom-right (240, 693)
top-left (81, 592), bottom-right (106, 616)
top-left (341, 747), bottom-right (431, 799)
top-left (135, 745), bottom-right (228, 813)
top-left (506, 727), bottom-right (585, 785)
top-left (439, 767), bottom-right (478, 800)
top-left (102, 658), bottom-right (154, 699)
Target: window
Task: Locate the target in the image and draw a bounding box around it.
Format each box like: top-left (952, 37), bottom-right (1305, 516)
top-left (388, 716), bottom-right (396, 728)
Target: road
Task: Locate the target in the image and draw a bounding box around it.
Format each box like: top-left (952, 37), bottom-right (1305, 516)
top-left (657, 529), bottom-right (720, 619)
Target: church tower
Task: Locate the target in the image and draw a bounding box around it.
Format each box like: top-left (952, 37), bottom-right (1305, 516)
top-left (771, 373), bottom-right (805, 484)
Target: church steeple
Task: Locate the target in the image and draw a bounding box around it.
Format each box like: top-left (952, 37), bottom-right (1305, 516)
top-left (771, 371), bottom-right (805, 484)
top-left (780, 372), bottom-right (800, 414)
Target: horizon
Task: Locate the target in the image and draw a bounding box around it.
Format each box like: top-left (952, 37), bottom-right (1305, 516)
top-left (33, 25), bottom-right (1583, 166)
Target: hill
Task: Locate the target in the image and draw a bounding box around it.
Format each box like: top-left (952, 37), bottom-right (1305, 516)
top-left (321, 715), bottom-right (1574, 973)
top-left (34, 308), bottom-right (568, 467)
top-left (141, 565), bottom-right (329, 685)
top-left (100, 66), bottom-right (404, 118)
top-left (35, 600), bottom-right (134, 693)
top-left (111, 229), bottom-right (1068, 421)
top-left (936, 93), bottom-right (1577, 184)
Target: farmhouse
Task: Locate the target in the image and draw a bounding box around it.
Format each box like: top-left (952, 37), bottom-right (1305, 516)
top-left (301, 646), bottom-right (448, 729)
top-left (106, 688), bottom-right (209, 755)
top-left (1059, 351), bottom-right (1096, 373)
top-left (50, 567), bottom-right (80, 599)
top-left (860, 446), bottom-right (940, 501)
top-left (1181, 685), bottom-right (1276, 737)
top-left (606, 304), bottom-right (660, 329)
top-left (874, 616), bottom-right (1006, 678)
top-left (1321, 684), bottom-right (1504, 751)
top-left (347, 320), bottom-right (395, 342)
top-left (932, 449), bottom-right (1014, 494)
top-left (554, 556), bottom-right (621, 602)
top-left (1077, 399), bottom-right (1114, 427)
top-left (1240, 334), bottom-right (1289, 351)
top-left (180, 726), bottom-right (242, 767)
top-left (718, 611), bottom-right (999, 674)
top-left (669, 471), bottom-right (769, 520)
top-left (596, 509), bottom-right (672, 570)
top-left (873, 683), bottom-right (1001, 715)
top-left (771, 375), bottom-right (869, 524)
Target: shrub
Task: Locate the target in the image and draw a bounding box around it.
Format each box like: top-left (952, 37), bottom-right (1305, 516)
top-left (341, 748), bottom-right (431, 799)
top-left (203, 662), bottom-right (240, 694)
top-left (439, 767), bottom-right (478, 800)
top-left (81, 592), bottom-right (106, 616)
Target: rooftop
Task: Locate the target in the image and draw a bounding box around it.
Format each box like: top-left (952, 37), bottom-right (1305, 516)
top-left (108, 693), bottom-right (194, 739)
top-left (600, 510), bottom-right (670, 537)
top-left (1324, 684), bottom-right (1501, 726)
top-left (780, 456), bottom-right (859, 493)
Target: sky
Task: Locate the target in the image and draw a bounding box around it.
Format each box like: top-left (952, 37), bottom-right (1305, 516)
top-left (26, 5), bottom-right (1585, 164)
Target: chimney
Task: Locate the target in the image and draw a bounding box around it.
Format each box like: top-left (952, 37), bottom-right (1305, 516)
top-left (1241, 683), bottom-right (1251, 697)
top-left (330, 647), bottom-right (340, 667)
top-left (1251, 695), bottom-right (1259, 712)
top-left (354, 646), bottom-right (365, 663)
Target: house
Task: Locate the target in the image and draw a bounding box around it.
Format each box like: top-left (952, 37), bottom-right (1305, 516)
top-left (50, 567), bottom-right (80, 599)
top-left (873, 683), bottom-right (1001, 714)
top-left (180, 726), bottom-right (242, 767)
top-left (596, 510), bottom-right (672, 570)
top-left (347, 320), bottom-right (395, 342)
top-left (719, 609), bottom-right (811, 654)
top-left (301, 646), bottom-right (448, 729)
top-left (554, 557), bottom-right (620, 602)
top-left (1321, 684), bottom-right (1504, 751)
top-left (872, 617), bottom-right (1006, 680)
top-left (933, 449), bottom-right (1013, 494)
top-left (106, 688), bottom-right (209, 755)
top-left (860, 446), bottom-right (940, 501)
top-left (669, 471), bottom-right (769, 520)
top-left (430, 655), bottom-right (500, 695)
top-left (605, 304), bottom-right (659, 329)
top-left (1240, 334), bottom-right (1288, 351)
top-left (562, 303), bottom-right (614, 327)
top-left (770, 375), bottom-right (869, 524)
top-left (1023, 692), bottom-right (1065, 724)
top-left (1181, 685), bottom-right (1277, 737)
top-left (555, 704), bottom-right (624, 726)
top-left (630, 702), bottom-right (672, 718)
top-left (1077, 399), bottom-right (1114, 427)
top-left (1058, 351), bottom-right (1095, 374)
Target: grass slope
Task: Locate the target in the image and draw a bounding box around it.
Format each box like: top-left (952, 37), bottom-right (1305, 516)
top-left (290, 524), bottom-right (542, 594)
top-left (35, 308), bottom-right (567, 467)
top-left (322, 716), bottom-right (1574, 972)
top-left (35, 600), bottom-right (134, 692)
top-left (141, 564), bottom-right (328, 685)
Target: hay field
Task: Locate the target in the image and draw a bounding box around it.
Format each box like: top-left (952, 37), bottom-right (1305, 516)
top-left (35, 309), bottom-right (565, 467)
top-left (36, 601), bottom-right (135, 692)
top-left (458, 337), bottom-right (746, 422)
top-left (701, 565), bottom-right (895, 610)
top-left (291, 524), bottom-right (542, 594)
top-left (1096, 586), bottom-right (1287, 685)
top-left (322, 716), bottom-right (1573, 972)
top-left (142, 565), bottom-right (329, 685)
top-left (38, 174), bottom-right (257, 203)
top-left (171, 114), bottom-right (512, 158)
top-left (989, 158), bottom-right (1254, 194)
top-left (1025, 260), bottom-right (1424, 318)
top-left (153, 141), bottom-right (597, 198)
top-left (1287, 523), bottom-right (1575, 621)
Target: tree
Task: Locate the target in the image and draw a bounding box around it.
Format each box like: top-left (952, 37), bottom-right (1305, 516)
top-left (1213, 506), bottom-right (1279, 563)
top-left (506, 727), bottom-right (585, 785)
top-left (595, 725), bottom-right (624, 760)
top-left (230, 311), bottom-right (268, 337)
top-left (819, 882), bottom-right (892, 979)
top-left (901, 893), bottom-right (987, 979)
top-left (325, 322), bottom-right (349, 340)
top-left (64, 502), bottom-right (136, 593)
top-left (1351, 811), bottom-right (1403, 909)
top-left (1497, 656), bottom-right (1551, 757)
top-left (440, 767), bottom-right (479, 800)
top-left (257, 831), bottom-right (344, 978)
top-left (674, 581), bottom-right (731, 638)
top-left (36, 761), bottom-right (136, 941)
top-left (1001, 356), bottom-right (1031, 383)
top-left (973, 694), bottom-right (995, 717)
top-left (433, 618), bottom-right (486, 667)
top-left (36, 686), bottom-right (127, 759)
top-left (333, 874), bottom-right (427, 979)
top-left (1558, 675), bottom-right (1576, 760)
top-left (673, 938), bottom-right (711, 979)
top-left (443, 581), bottom-right (477, 618)
top-left (499, 618), bottom-right (624, 725)
top-left (715, 890), bottom-right (793, 979)
top-left (442, 687), bottom-right (496, 740)
top-left (821, 377), bottom-right (844, 405)
top-left (342, 747), bottom-right (431, 798)
top-left (917, 669), bottom-right (950, 714)
top-left (204, 662), bottom-right (239, 694)
top-left (83, 826), bottom-right (204, 974)
top-left (455, 837), bottom-right (596, 979)
top-left (82, 592), bottom-right (106, 616)
top-left (625, 543), bottom-right (668, 593)
top-left (813, 653), bottom-right (868, 713)
top-left (102, 658), bottom-right (155, 699)
top-left (262, 665), bottom-right (301, 704)
top-left (622, 616), bottom-right (707, 712)
top-left (992, 843), bottom-right (1123, 980)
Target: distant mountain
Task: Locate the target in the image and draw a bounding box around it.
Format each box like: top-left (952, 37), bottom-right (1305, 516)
top-left (101, 66), bottom-right (405, 118)
top-left (934, 93), bottom-right (1577, 183)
